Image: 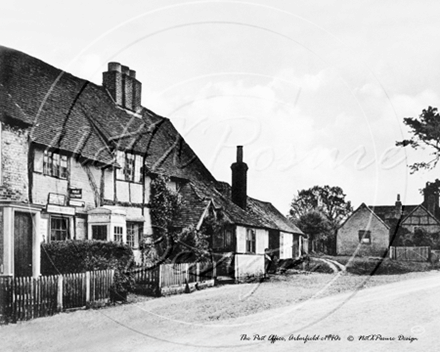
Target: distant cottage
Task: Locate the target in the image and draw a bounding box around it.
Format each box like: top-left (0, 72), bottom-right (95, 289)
top-left (337, 182), bottom-right (440, 257)
top-left (0, 46), bottom-right (303, 279)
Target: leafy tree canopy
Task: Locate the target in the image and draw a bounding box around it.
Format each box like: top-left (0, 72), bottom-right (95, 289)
top-left (289, 185), bottom-right (353, 229)
top-left (296, 210), bottom-right (333, 239)
top-left (396, 106), bottom-right (440, 172)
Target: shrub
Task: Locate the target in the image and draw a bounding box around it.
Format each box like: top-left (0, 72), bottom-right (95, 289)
top-left (41, 240), bottom-right (134, 274)
top-left (41, 240), bottom-right (135, 293)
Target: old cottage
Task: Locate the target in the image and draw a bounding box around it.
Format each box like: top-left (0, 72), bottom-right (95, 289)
top-left (337, 182), bottom-right (440, 257)
top-left (0, 46), bottom-right (303, 279)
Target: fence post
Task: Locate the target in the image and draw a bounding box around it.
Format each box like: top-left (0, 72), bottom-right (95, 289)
top-left (110, 269), bottom-right (115, 295)
top-left (85, 271), bottom-right (91, 304)
top-left (185, 263), bottom-right (189, 283)
top-left (57, 275), bottom-right (63, 312)
top-left (196, 263), bottom-right (200, 282)
top-left (158, 265), bottom-right (162, 289)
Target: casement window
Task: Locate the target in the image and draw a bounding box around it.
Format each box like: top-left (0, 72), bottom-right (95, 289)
top-left (127, 222), bottom-right (143, 248)
top-left (36, 150), bottom-right (68, 179)
top-left (116, 151), bottom-right (143, 183)
top-left (114, 226), bottom-right (123, 243)
top-left (246, 229), bottom-right (256, 253)
top-left (213, 228), bottom-right (233, 249)
top-left (225, 228), bottom-right (233, 247)
top-left (124, 153), bottom-right (135, 181)
top-left (359, 230), bottom-right (371, 244)
top-left (92, 225), bottom-right (107, 241)
top-left (50, 216), bottom-right (69, 241)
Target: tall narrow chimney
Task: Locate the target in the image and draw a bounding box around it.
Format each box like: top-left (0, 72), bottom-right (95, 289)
top-left (103, 62), bottom-right (142, 111)
top-left (121, 65), bottom-right (133, 110)
top-left (231, 146), bottom-right (248, 209)
top-left (395, 194), bottom-right (402, 217)
top-left (423, 181), bottom-right (439, 216)
top-left (102, 62), bottom-right (123, 105)
top-left (130, 70), bottom-right (142, 112)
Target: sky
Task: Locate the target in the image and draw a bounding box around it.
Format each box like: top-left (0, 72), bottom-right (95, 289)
top-left (2, 0), bottom-right (440, 214)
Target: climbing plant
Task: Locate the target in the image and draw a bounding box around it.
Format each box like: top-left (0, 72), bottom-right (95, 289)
top-left (141, 173), bottom-right (231, 264)
top-left (141, 174), bottom-right (182, 265)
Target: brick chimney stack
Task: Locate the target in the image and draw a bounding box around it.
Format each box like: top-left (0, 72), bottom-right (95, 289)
top-left (103, 62), bottom-right (142, 112)
top-left (231, 146), bottom-right (248, 210)
top-left (395, 194), bottom-right (402, 217)
top-left (423, 181), bottom-right (439, 216)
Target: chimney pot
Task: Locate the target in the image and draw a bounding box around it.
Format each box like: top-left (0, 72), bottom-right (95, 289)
top-left (129, 69), bottom-right (136, 78)
top-left (395, 193), bottom-right (402, 216)
top-left (237, 146), bottom-right (243, 163)
top-left (121, 65), bottom-right (130, 75)
top-left (108, 62), bottom-right (121, 72)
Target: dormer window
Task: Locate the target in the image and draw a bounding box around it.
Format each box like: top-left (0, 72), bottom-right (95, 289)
top-left (124, 153), bottom-right (135, 181)
top-left (116, 151), bottom-right (142, 183)
top-left (34, 149), bottom-right (69, 179)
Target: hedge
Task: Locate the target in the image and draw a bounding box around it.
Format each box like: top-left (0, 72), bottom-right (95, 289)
top-left (41, 240), bottom-right (134, 276)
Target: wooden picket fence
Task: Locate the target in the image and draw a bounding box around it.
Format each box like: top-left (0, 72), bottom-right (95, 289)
top-left (0, 270), bottom-right (114, 324)
top-left (128, 261), bottom-right (216, 294)
top-left (389, 246), bottom-right (431, 262)
top-left (0, 262), bottom-right (217, 324)
top-left (159, 262), bottom-right (215, 288)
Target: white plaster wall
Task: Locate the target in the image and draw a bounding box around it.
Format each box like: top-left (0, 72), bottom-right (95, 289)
top-left (280, 232), bottom-right (293, 259)
top-left (235, 254), bottom-right (264, 280)
top-left (236, 226), bottom-right (246, 253)
top-left (256, 229), bottom-right (269, 254)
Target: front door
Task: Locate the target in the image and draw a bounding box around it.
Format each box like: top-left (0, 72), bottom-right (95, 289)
top-left (268, 230), bottom-right (280, 259)
top-left (14, 212), bottom-right (33, 277)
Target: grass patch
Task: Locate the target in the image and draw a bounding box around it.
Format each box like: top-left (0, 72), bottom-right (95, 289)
top-left (307, 258), bottom-right (335, 273)
top-left (326, 255), bottom-right (434, 275)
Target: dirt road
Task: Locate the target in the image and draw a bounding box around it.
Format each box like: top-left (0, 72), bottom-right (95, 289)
top-left (2, 272), bottom-right (440, 352)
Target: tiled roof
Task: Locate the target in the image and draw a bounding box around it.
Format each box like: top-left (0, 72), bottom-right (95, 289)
top-left (174, 180), bottom-right (262, 229)
top-left (367, 204), bottom-right (418, 226)
top-left (247, 197), bottom-right (303, 234)
top-left (0, 83), bottom-right (32, 126)
top-left (175, 180), bottom-right (303, 234)
top-left (0, 46), bottom-right (114, 164)
top-left (0, 45), bottom-right (299, 235)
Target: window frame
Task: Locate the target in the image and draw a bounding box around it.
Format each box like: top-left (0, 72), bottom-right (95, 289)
top-left (116, 151), bottom-right (143, 183)
top-left (92, 225), bottom-right (108, 241)
top-left (127, 222), bottom-right (143, 249)
top-left (40, 150), bottom-right (69, 180)
top-left (358, 230), bottom-right (371, 244)
top-left (124, 153), bottom-right (135, 182)
top-left (114, 226), bottom-right (123, 243)
top-left (246, 228), bottom-right (256, 253)
top-left (50, 216), bottom-right (70, 242)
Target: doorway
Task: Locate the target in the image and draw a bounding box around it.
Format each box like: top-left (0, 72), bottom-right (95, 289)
top-left (14, 212), bottom-right (33, 277)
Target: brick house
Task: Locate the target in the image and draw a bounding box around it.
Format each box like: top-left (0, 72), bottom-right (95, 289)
top-left (337, 182), bottom-right (440, 257)
top-left (0, 46), bottom-right (303, 278)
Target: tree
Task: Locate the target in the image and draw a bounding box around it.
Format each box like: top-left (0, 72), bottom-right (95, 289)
top-left (396, 106), bottom-right (440, 172)
top-left (296, 211), bottom-right (332, 252)
top-left (289, 185), bottom-right (353, 226)
top-left (289, 185), bottom-right (353, 253)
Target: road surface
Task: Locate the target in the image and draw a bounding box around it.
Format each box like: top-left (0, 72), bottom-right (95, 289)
top-left (1, 272), bottom-right (440, 352)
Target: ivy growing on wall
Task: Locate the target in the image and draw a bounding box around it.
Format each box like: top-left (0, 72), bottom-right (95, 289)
top-left (141, 174), bottom-right (228, 265)
top-left (141, 174), bottom-right (182, 265)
